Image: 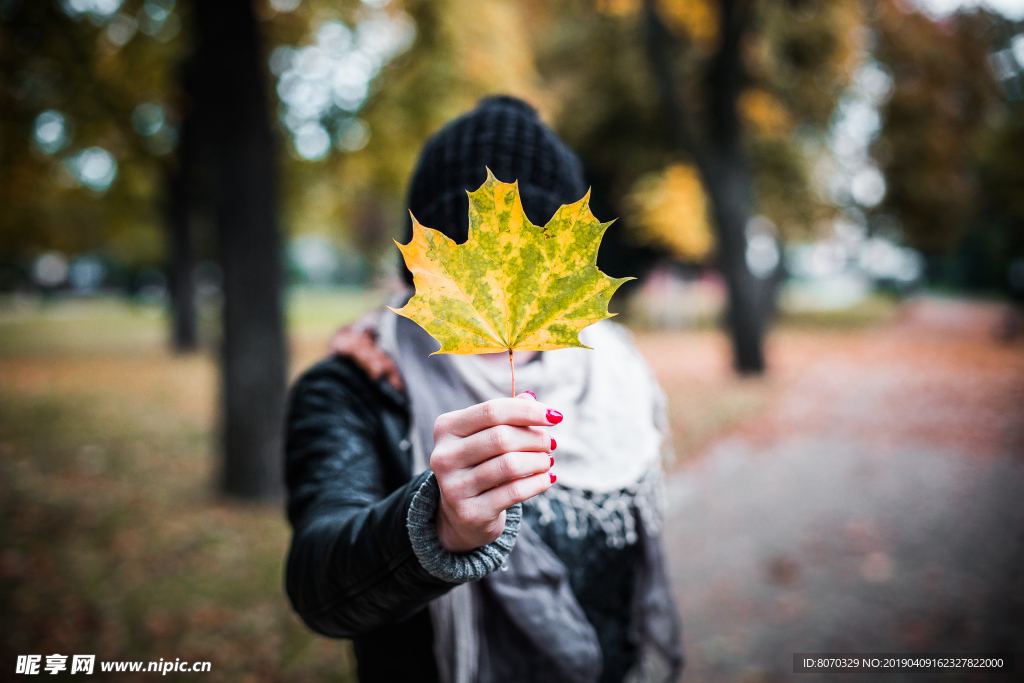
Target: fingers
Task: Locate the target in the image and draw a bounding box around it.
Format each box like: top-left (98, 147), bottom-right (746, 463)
top-left (431, 424), bottom-right (552, 474)
top-left (449, 450), bottom-right (552, 497)
top-left (357, 344), bottom-right (389, 379)
top-left (328, 326), bottom-right (364, 356)
top-left (358, 346), bottom-right (396, 383)
top-left (354, 343), bottom-right (404, 392)
top-left (330, 327), bottom-right (405, 392)
top-left (435, 397), bottom-right (562, 441)
top-left (437, 466), bottom-right (552, 552)
top-left (441, 424), bottom-right (551, 469)
top-left (431, 388), bottom-right (557, 551)
top-left (383, 364), bottom-right (405, 392)
top-left (475, 471), bottom-right (554, 511)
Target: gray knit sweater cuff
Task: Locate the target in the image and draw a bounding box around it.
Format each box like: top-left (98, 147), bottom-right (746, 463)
top-left (407, 472), bottom-right (521, 583)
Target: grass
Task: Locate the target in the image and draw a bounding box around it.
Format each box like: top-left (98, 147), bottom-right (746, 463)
top-left (775, 291), bottom-right (901, 329)
top-left (0, 288), bottom-right (388, 682)
top-left (0, 394), bottom-right (358, 681)
top-left (0, 288), bottom-right (388, 358)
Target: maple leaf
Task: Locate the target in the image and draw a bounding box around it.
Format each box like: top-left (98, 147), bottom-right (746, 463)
top-left (391, 169), bottom-right (631, 389)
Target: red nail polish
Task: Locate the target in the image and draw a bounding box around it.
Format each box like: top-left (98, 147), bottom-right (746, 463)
top-left (549, 456), bottom-right (554, 467)
top-left (550, 437), bottom-right (557, 451)
top-left (550, 473), bottom-right (557, 484)
top-left (546, 409), bottom-right (563, 424)
top-left (523, 390), bottom-right (536, 399)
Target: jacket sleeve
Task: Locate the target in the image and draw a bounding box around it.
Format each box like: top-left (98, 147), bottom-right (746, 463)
top-left (283, 356), bottom-right (457, 638)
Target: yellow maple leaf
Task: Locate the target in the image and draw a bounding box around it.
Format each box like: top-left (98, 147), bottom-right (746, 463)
top-left (391, 169), bottom-right (630, 391)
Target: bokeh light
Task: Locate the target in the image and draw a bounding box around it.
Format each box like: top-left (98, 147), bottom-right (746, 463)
top-left (824, 56), bottom-right (892, 211)
top-left (270, 0), bottom-right (301, 12)
top-left (66, 147), bottom-right (118, 193)
top-left (850, 167), bottom-right (886, 208)
top-left (61, 0), bottom-right (124, 22)
top-left (132, 103), bottom-right (165, 137)
top-left (32, 252), bottom-right (69, 288)
top-left (105, 12), bottom-right (137, 46)
top-left (288, 235), bottom-right (342, 285)
top-left (138, 0), bottom-right (179, 40)
top-left (131, 102), bottom-right (177, 155)
top-left (294, 123), bottom-right (332, 161)
top-left (915, 0), bottom-right (1024, 21)
top-left (857, 237), bottom-right (924, 283)
top-left (32, 110), bottom-right (69, 154)
top-left (1013, 34), bottom-right (1024, 69)
top-left (746, 235), bottom-right (781, 279)
top-left (141, 0), bottom-right (170, 22)
top-left (62, 0), bottom-right (178, 44)
top-left (745, 216), bottom-right (781, 279)
top-left (68, 255), bottom-right (106, 293)
top-left (335, 117), bottom-right (369, 152)
top-left (272, 9), bottom-right (414, 160)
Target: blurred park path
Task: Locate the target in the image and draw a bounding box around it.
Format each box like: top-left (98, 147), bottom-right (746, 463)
top-left (651, 298), bottom-right (1024, 682)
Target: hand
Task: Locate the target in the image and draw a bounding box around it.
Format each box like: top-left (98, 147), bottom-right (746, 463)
top-left (431, 392), bottom-right (560, 553)
top-left (329, 314), bottom-right (405, 392)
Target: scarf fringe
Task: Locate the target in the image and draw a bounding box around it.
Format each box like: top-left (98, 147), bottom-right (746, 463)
top-left (527, 468), bottom-right (664, 549)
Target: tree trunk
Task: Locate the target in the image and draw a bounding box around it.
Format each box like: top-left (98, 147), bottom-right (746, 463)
top-left (703, 149), bottom-right (765, 373)
top-left (166, 113), bottom-right (197, 353)
top-left (644, 0), bottom-right (766, 373)
top-left (193, 0), bottom-right (287, 499)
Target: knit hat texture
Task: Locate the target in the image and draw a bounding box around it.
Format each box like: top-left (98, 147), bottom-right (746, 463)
top-left (402, 96), bottom-right (586, 284)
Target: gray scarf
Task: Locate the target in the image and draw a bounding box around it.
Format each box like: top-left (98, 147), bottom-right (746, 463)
top-left (379, 302), bottom-right (683, 683)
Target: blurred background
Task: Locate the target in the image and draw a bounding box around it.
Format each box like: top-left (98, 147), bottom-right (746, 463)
top-left (1, 0), bottom-right (1023, 680)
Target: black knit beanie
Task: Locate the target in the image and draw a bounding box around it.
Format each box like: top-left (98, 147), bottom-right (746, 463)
top-left (401, 96), bottom-right (587, 285)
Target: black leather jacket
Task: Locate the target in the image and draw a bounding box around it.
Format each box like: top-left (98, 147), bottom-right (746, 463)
top-left (284, 355), bottom-right (448, 682)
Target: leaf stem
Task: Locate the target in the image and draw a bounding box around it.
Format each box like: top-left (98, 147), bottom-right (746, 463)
top-left (508, 349), bottom-right (515, 397)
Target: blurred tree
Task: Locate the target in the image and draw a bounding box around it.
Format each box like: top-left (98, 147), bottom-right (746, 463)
top-left (0, 0), bottom-right (287, 499)
top-left (977, 101), bottom-right (1024, 285)
top-left (649, 0), bottom-right (865, 372)
top-left (871, 1), bottom-right (1000, 254)
top-left (627, 163), bottom-right (714, 261)
top-left (165, 86), bottom-right (199, 352)
top-left (0, 0), bottom-right (203, 351)
top-left (189, 0), bottom-right (287, 500)
top-left (530, 0), bottom-right (858, 372)
top-left (0, 0), bottom-right (183, 277)
top-left (258, 0), bottom-right (546, 276)
top-left (164, 16), bottom-right (219, 355)
top-left (645, 0), bottom-right (771, 372)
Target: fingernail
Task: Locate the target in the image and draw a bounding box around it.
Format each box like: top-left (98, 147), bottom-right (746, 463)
top-left (549, 456), bottom-right (554, 467)
top-left (546, 409), bottom-right (563, 424)
top-left (523, 390), bottom-right (536, 399)
top-left (550, 473), bottom-right (557, 484)
top-left (550, 437), bottom-right (557, 451)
